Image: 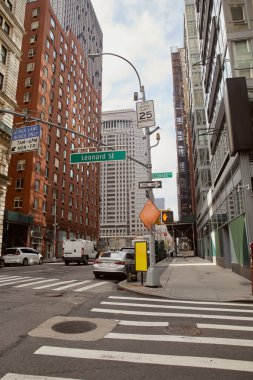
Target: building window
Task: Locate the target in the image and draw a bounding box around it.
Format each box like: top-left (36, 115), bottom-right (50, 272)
top-left (32, 8), bottom-right (39, 17)
top-left (31, 21), bottom-right (39, 30)
top-left (26, 62), bottom-right (35, 72)
top-left (0, 72), bottom-right (4, 90)
top-left (35, 161), bottom-right (41, 173)
top-left (54, 157), bottom-right (59, 168)
top-left (230, 5), bottom-right (245, 23)
top-left (55, 142), bottom-right (60, 153)
top-left (15, 178), bottom-right (24, 189)
top-left (53, 172), bottom-right (58, 183)
top-left (30, 35), bottom-right (37, 44)
top-left (41, 96), bottom-right (46, 106)
top-left (0, 45), bottom-right (7, 64)
top-left (49, 30), bottom-right (54, 42)
top-left (34, 179), bottom-right (40, 191)
top-left (28, 48), bottom-right (36, 58)
top-left (14, 197), bottom-right (22, 208)
top-left (33, 197), bottom-right (39, 209)
top-left (50, 17), bottom-right (55, 29)
top-left (3, 22), bottom-right (10, 35)
top-left (23, 92), bottom-right (31, 102)
top-left (17, 159), bottom-right (25, 171)
top-left (43, 65), bottom-right (48, 77)
top-left (25, 77), bottom-right (32, 87)
top-left (68, 211), bottom-right (73, 221)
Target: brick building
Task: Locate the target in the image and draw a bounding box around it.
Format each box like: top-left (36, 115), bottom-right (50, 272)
top-left (4, 0), bottom-right (101, 258)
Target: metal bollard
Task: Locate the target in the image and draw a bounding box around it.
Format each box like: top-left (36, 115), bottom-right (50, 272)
top-left (249, 243), bottom-right (253, 294)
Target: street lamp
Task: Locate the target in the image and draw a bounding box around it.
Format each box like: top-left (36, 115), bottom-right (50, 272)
top-left (89, 52), bottom-right (160, 287)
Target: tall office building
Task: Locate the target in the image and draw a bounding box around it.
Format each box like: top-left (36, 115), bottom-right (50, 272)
top-left (0, 0), bottom-right (26, 255)
top-left (187, 0), bottom-right (253, 279)
top-left (100, 110), bottom-right (149, 248)
top-left (171, 47), bottom-right (194, 220)
top-left (50, 0), bottom-right (103, 91)
top-left (4, 0), bottom-right (101, 257)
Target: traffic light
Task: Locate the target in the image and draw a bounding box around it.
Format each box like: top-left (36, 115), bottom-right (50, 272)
top-left (161, 210), bottom-right (174, 224)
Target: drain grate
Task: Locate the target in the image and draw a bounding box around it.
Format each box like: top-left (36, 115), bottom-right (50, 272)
top-left (52, 321), bottom-right (97, 334)
top-left (164, 325), bottom-right (202, 336)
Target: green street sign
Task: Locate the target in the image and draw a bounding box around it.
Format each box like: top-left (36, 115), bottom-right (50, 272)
top-left (152, 172), bottom-right (173, 179)
top-left (70, 150), bottom-right (127, 164)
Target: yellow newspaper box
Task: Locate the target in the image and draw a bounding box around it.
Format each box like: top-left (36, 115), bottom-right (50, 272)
top-left (135, 241), bottom-right (148, 272)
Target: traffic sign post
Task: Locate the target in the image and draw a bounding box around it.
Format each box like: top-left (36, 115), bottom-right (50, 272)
top-left (136, 100), bottom-right (155, 128)
top-left (152, 172), bottom-right (173, 179)
top-left (11, 125), bottom-right (41, 153)
top-left (70, 150), bottom-right (126, 164)
top-left (139, 181), bottom-right (162, 189)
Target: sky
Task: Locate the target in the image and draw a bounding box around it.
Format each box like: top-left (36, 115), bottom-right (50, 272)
top-left (91, 0), bottom-right (185, 221)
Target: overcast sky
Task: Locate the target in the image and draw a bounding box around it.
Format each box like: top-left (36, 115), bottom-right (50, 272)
top-left (91, 0), bottom-right (185, 220)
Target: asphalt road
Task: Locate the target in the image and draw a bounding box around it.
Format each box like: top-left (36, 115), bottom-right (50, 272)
top-left (0, 262), bottom-right (253, 380)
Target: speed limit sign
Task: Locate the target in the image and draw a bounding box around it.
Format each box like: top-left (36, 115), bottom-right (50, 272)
top-left (136, 100), bottom-right (155, 128)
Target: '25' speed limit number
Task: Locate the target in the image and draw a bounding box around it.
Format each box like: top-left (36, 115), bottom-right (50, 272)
top-left (136, 100), bottom-right (156, 128)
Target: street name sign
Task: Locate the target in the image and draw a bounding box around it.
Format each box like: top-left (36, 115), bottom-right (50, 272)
top-left (11, 125), bottom-right (41, 153)
top-left (70, 150), bottom-right (127, 164)
top-left (152, 172), bottom-right (173, 179)
top-left (136, 100), bottom-right (155, 128)
top-left (139, 181), bottom-right (162, 189)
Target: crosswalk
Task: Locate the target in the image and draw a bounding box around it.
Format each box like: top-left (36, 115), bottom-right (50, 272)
top-left (2, 294), bottom-right (253, 379)
top-left (36, 294), bottom-right (253, 375)
top-left (0, 274), bottom-right (109, 293)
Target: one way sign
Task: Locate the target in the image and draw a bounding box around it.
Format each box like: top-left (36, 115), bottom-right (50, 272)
top-left (139, 181), bottom-right (162, 189)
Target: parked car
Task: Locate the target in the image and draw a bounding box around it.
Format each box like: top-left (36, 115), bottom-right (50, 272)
top-left (120, 247), bottom-right (135, 254)
top-left (93, 250), bottom-right (136, 280)
top-left (62, 239), bottom-right (98, 265)
top-left (2, 247), bottom-right (43, 266)
top-left (0, 256), bottom-right (4, 268)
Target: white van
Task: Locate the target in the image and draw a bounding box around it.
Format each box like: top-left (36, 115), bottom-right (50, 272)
top-left (62, 239), bottom-right (98, 265)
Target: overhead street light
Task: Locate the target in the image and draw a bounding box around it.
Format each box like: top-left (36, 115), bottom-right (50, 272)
top-left (89, 52), bottom-right (160, 287)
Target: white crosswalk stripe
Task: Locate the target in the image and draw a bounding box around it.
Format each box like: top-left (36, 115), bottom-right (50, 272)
top-left (35, 346), bottom-right (253, 373)
top-left (0, 275), bottom-right (110, 293)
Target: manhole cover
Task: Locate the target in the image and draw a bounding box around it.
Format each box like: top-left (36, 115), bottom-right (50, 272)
top-left (164, 325), bottom-right (202, 336)
top-left (52, 321), bottom-right (97, 334)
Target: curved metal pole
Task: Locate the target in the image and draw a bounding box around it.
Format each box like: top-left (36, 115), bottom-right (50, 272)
top-left (89, 52), bottom-right (144, 98)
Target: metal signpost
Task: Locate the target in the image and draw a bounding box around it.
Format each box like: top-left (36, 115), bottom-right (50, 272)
top-left (136, 100), bottom-right (155, 128)
top-left (11, 125), bottom-right (41, 153)
top-left (152, 172), bottom-right (173, 179)
top-left (139, 181), bottom-right (162, 189)
top-left (70, 150), bottom-right (127, 164)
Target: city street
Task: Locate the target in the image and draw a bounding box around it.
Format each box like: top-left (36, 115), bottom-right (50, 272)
top-left (0, 262), bottom-right (253, 379)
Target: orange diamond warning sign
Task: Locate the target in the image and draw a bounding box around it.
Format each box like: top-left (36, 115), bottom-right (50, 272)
top-left (139, 200), bottom-right (161, 230)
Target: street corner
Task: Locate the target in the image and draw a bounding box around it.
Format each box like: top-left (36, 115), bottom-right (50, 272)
top-left (28, 316), bottom-right (118, 341)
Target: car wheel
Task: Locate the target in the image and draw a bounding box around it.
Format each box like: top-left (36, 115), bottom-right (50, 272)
top-left (83, 256), bottom-right (88, 265)
top-left (0, 260), bottom-right (4, 268)
top-left (77, 261), bottom-right (80, 265)
top-left (94, 273), bottom-right (100, 279)
top-left (39, 258), bottom-right (43, 265)
top-left (65, 261), bottom-right (69, 265)
top-left (23, 258), bottom-right (28, 266)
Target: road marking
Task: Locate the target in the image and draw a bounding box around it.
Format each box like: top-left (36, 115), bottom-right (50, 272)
top-left (117, 320), bottom-right (169, 326)
top-left (197, 323), bottom-right (253, 332)
top-left (14, 279), bottom-right (59, 288)
top-left (74, 281), bottom-right (109, 292)
top-left (1, 374), bottom-right (80, 380)
top-left (170, 263), bottom-right (215, 266)
top-left (53, 280), bottom-right (91, 290)
top-left (0, 278), bottom-right (44, 287)
top-left (0, 276), bottom-right (23, 281)
top-left (109, 295), bottom-right (253, 308)
top-left (105, 332), bottom-right (253, 347)
top-left (33, 280), bottom-right (77, 289)
top-left (91, 308), bottom-right (253, 321)
top-left (102, 301), bottom-right (253, 314)
top-left (34, 346), bottom-right (253, 372)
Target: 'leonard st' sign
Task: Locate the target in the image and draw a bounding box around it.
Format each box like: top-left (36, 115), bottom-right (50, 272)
top-left (139, 181), bottom-right (162, 189)
top-left (11, 125), bottom-right (41, 153)
top-left (70, 150), bottom-right (127, 164)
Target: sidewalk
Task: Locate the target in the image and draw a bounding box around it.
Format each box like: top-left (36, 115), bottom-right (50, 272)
top-left (118, 255), bottom-right (253, 302)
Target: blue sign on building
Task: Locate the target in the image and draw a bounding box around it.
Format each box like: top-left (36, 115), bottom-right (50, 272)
top-left (12, 125), bottom-right (41, 141)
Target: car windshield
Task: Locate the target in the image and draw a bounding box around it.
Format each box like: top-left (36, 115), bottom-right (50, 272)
top-left (101, 251), bottom-right (125, 259)
top-left (121, 248), bottom-right (134, 253)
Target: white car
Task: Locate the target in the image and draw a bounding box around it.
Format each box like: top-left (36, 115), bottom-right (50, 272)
top-left (3, 247), bottom-right (43, 266)
top-left (93, 250), bottom-right (136, 280)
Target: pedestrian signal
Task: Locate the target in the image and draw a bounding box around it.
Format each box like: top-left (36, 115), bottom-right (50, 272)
top-left (161, 210), bottom-right (174, 223)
